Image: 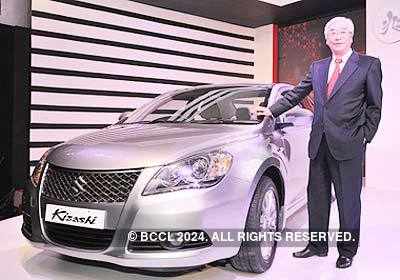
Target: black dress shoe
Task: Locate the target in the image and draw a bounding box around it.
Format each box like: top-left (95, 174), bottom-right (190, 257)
top-left (336, 256), bottom-right (353, 268)
top-left (292, 246), bottom-right (328, 258)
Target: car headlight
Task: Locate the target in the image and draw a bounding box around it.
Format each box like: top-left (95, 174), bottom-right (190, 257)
top-left (142, 150), bottom-right (233, 195)
top-left (31, 150), bottom-right (50, 187)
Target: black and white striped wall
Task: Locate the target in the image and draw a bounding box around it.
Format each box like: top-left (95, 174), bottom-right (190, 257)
top-left (30, 0), bottom-right (268, 174)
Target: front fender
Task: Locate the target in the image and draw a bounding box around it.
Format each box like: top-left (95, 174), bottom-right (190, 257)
top-left (244, 157), bottom-right (287, 231)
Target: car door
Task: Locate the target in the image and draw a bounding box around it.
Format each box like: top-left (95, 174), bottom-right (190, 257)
top-left (268, 85), bottom-right (313, 206)
top-left (280, 104), bottom-right (313, 205)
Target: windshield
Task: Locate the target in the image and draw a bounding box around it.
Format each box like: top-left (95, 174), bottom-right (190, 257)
top-left (122, 85), bottom-right (272, 125)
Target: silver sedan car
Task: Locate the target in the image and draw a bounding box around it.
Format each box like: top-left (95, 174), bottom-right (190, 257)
top-left (22, 83), bottom-right (312, 273)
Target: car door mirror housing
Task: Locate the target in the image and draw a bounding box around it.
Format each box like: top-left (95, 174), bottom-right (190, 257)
top-left (275, 122), bottom-right (294, 130)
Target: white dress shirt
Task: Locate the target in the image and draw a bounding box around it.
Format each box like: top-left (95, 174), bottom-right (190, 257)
top-left (327, 49), bottom-right (353, 82)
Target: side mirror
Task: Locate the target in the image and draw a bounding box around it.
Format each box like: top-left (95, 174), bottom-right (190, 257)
top-left (275, 122), bottom-right (294, 130)
top-left (118, 111), bottom-right (131, 122)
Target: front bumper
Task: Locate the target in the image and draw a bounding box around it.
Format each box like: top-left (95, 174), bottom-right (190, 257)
top-left (22, 165), bottom-right (253, 268)
top-left (28, 239), bottom-right (228, 268)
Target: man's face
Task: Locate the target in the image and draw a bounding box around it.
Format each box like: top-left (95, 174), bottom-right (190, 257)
top-left (325, 24), bottom-right (353, 56)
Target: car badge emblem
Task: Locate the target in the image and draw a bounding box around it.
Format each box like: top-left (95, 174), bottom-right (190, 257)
top-left (72, 176), bottom-right (87, 196)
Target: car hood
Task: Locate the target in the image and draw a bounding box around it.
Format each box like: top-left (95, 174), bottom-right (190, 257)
top-left (47, 123), bottom-right (259, 170)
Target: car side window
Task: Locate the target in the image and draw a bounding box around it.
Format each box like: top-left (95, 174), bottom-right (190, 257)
top-left (232, 95), bottom-right (266, 121)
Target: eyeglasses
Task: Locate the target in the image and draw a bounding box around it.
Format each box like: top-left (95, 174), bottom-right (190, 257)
top-left (327, 30), bottom-right (351, 37)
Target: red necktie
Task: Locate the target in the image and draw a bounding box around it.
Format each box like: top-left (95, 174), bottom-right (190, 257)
top-left (327, 57), bottom-right (343, 98)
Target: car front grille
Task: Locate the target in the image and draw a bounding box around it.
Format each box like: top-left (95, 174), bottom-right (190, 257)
top-left (44, 222), bottom-right (115, 250)
top-left (41, 164), bottom-right (142, 203)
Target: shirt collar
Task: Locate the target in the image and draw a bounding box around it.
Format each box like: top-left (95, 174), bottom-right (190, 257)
top-left (333, 49), bottom-right (353, 63)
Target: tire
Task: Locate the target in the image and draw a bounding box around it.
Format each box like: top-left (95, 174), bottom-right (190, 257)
top-left (230, 176), bottom-right (280, 273)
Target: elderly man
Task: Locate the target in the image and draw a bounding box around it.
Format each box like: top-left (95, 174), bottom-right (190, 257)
top-left (257, 17), bottom-right (382, 268)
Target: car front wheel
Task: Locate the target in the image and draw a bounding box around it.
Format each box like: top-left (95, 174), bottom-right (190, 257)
top-left (230, 176), bottom-right (280, 273)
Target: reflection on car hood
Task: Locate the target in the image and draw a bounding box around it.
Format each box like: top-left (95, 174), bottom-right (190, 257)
top-left (47, 123), bottom-right (259, 170)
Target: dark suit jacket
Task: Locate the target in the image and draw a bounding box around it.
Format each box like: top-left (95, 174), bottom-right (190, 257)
top-left (269, 52), bottom-right (383, 160)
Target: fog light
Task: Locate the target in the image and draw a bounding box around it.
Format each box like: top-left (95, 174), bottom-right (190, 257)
top-left (161, 232), bottom-right (184, 250)
top-left (127, 230), bottom-right (212, 252)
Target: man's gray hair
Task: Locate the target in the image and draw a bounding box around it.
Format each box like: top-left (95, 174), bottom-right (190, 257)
top-left (324, 17), bottom-right (354, 39)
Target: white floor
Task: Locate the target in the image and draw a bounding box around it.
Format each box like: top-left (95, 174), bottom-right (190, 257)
top-left (1, 186), bottom-right (399, 280)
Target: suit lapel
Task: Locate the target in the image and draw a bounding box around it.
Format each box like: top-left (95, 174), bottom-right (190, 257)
top-left (326, 51), bottom-right (360, 103)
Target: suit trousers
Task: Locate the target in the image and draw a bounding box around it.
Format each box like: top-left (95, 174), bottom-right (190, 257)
top-left (307, 133), bottom-right (363, 257)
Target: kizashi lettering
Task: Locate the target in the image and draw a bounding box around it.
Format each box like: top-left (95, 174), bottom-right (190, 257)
top-left (51, 208), bottom-right (98, 225)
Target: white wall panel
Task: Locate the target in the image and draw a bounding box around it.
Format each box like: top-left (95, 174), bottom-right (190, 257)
top-left (31, 73), bottom-right (186, 93)
top-left (31, 36), bottom-right (254, 74)
top-left (31, 92), bottom-right (153, 108)
top-left (32, 17), bottom-right (254, 62)
top-left (31, 111), bottom-right (120, 125)
top-left (32, 0), bottom-right (254, 49)
top-left (32, 54), bottom-right (253, 84)
top-left (37, 0), bottom-right (254, 36)
top-left (255, 24), bottom-right (274, 82)
top-left (31, 91), bottom-right (186, 109)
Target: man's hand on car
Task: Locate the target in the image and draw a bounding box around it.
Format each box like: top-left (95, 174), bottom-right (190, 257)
top-left (255, 106), bottom-right (273, 119)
